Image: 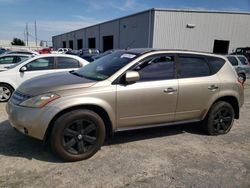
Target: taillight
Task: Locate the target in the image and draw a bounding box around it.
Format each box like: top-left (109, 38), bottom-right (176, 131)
top-left (238, 77), bottom-right (244, 87)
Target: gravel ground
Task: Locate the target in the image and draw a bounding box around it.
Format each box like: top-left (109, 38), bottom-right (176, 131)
top-left (0, 80), bottom-right (250, 188)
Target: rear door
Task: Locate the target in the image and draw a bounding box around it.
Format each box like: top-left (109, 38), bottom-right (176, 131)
top-left (175, 54), bottom-right (220, 121)
top-left (54, 57), bottom-right (81, 72)
top-left (116, 54), bottom-right (178, 128)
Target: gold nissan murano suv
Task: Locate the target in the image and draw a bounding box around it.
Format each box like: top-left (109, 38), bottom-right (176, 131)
top-left (6, 49), bottom-right (244, 161)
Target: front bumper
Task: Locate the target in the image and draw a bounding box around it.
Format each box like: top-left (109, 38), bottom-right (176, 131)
top-left (6, 101), bottom-right (58, 140)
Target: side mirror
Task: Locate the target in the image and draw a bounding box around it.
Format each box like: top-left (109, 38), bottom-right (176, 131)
top-left (125, 71), bottom-right (140, 84)
top-left (20, 66), bottom-right (27, 72)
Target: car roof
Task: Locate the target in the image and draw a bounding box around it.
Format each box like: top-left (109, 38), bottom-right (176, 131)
top-left (0, 53), bottom-right (31, 57)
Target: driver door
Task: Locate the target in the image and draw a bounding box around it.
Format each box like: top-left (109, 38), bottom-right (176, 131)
top-left (116, 54), bottom-right (178, 129)
top-left (17, 57), bottom-right (55, 85)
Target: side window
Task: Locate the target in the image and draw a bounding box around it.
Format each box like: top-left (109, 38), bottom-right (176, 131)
top-left (179, 56), bottom-right (210, 78)
top-left (0, 56), bottom-right (14, 64)
top-left (227, 56), bottom-right (238, 66)
top-left (134, 55), bottom-right (175, 81)
top-left (20, 56), bottom-right (29, 61)
top-left (26, 57), bottom-right (54, 71)
top-left (57, 57), bottom-right (80, 69)
top-left (237, 56), bottom-right (248, 65)
top-left (206, 57), bottom-right (225, 74)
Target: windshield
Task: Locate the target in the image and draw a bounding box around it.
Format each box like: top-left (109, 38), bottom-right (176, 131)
top-left (75, 51), bottom-right (138, 81)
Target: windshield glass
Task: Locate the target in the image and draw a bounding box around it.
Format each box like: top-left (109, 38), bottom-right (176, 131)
top-left (75, 51), bottom-right (138, 81)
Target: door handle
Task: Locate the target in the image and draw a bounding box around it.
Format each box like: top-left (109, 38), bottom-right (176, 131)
top-left (164, 88), bottom-right (177, 94)
top-left (208, 85), bottom-right (219, 90)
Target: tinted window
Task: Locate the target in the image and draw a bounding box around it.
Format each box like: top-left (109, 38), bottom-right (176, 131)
top-left (26, 57), bottom-right (54, 71)
top-left (134, 55), bottom-right (175, 81)
top-left (75, 51), bottom-right (138, 81)
top-left (227, 56), bottom-right (238, 66)
top-left (237, 56), bottom-right (248, 65)
top-left (179, 56), bottom-right (210, 78)
top-left (0, 56), bottom-right (14, 64)
top-left (57, 57), bottom-right (80, 69)
top-left (206, 57), bottom-right (225, 74)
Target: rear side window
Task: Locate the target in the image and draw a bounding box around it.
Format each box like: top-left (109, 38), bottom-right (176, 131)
top-left (206, 57), bottom-right (225, 74)
top-left (178, 56), bottom-right (210, 78)
top-left (57, 57), bottom-right (80, 69)
top-left (227, 56), bottom-right (238, 66)
top-left (134, 55), bottom-right (175, 81)
top-left (237, 56), bottom-right (248, 65)
top-left (0, 56), bottom-right (14, 64)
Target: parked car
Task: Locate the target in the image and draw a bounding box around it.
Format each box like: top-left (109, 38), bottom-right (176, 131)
top-left (0, 54), bottom-right (31, 70)
top-left (79, 54), bottom-right (96, 62)
top-left (51, 48), bottom-right (71, 54)
top-left (225, 55), bottom-right (250, 82)
top-left (80, 48), bottom-right (100, 55)
top-left (6, 49), bottom-right (244, 162)
top-left (232, 47), bottom-right (250, 62)
top-left (0, 48), bottom-right (9, 55)
top-left (36, 48), bottom-right (52, 54)
top-left (0, 54), bottom-right (89, 102)
top-left (6, 50), bottom-right (39, 56)
top-left (65, 49), bottom-right (81, 56)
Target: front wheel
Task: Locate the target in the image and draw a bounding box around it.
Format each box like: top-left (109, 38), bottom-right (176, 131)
top-left (0, 84), bottom-right (13, 102)
top-left (50, 110), bottom-right (106, 162)
top-left (203, 101), bottom-right (235, 135)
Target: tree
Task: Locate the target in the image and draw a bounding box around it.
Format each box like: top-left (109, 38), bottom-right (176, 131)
top-left (11, 38), bottom-right (25, 46)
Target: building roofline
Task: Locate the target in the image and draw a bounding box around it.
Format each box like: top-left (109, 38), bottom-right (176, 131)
top-left (153, 8), bottom-right (250, 15)
top-left (52, 8), bottom-right (250, 38)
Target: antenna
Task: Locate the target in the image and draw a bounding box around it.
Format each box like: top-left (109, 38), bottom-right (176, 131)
top-left (125, 40), bottom-right (135, 50)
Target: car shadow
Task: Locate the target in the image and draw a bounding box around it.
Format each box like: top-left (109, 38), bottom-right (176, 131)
top-left (0, 120), bottom-right (205, 163)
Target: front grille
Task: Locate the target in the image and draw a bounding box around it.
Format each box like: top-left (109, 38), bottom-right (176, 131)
top-left (11, 91), bottom-right (33, 105)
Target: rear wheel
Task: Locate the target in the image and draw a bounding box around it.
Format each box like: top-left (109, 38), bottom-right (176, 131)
top-left (0, 84), bottom-right (13, 102)
top-left (50, 110), bottom-right (106, 162)
top-left (238, 73), bottom-right (246, 83)
top-left (203, 101), bottom-right (235, 135)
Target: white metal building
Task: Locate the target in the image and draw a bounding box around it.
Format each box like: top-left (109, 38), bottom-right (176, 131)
top-left (52, 8), bottom-right (250, 54)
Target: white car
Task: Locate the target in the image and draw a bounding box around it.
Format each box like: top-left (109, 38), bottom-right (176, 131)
top-left (0, 54), bottom-right (89, 102)
top-left (6, 50), bottom-right (39, 56)
top-left (51, 48), bottom-right (71, 54)
top-left (0, 54), bottom-right (32, 70)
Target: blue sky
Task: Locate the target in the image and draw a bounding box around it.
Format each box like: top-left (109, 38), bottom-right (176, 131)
top-left (0, 0), bottom-right (250, 45)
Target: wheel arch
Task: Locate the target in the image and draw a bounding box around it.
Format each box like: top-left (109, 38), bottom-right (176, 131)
top-left (0, 82), bottom-right (15, 91)
top-left (209, 96), bottom-right (240, 119)
top-left (44, 104), bottom-right (114, 142)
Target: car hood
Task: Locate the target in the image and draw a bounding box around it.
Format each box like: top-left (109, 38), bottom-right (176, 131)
top-left (18, 71), bottom-right (97, 96)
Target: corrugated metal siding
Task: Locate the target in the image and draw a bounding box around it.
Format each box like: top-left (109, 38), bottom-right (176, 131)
top-left (119, 12), bottom-right (151, 49)
top-left (153, 10), bottom-right (250, 52)
top-left (52, 11), bottom-right (151, 51)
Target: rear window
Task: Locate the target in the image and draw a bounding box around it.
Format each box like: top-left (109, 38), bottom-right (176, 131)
top-left (237, 56), bottom-right (248, 65)
top-left (206, 57), bottom-right (225, 74)
top-left (179, 56), bottom-right (210, 78)
top-left (227, 56), bottom-right (238, 66)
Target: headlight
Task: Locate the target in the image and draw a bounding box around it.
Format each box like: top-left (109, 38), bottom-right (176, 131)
top-left (20, 93), bottom-right (60, 108)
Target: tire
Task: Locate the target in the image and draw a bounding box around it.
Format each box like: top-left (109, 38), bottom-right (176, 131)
top-left (0, 83), bottom-right (14, 102)
top-left (50, 109), bottom-right (106, 162)
top-left (238, 73), bottom-right (246, 83)
top-left (203, 101), bottom-right (235, 135)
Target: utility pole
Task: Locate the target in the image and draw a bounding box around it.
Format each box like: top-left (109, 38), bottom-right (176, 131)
top-left (26, 22), bottom-right (29, 46)
top-left (34, 21), bottom-right (37, 47)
